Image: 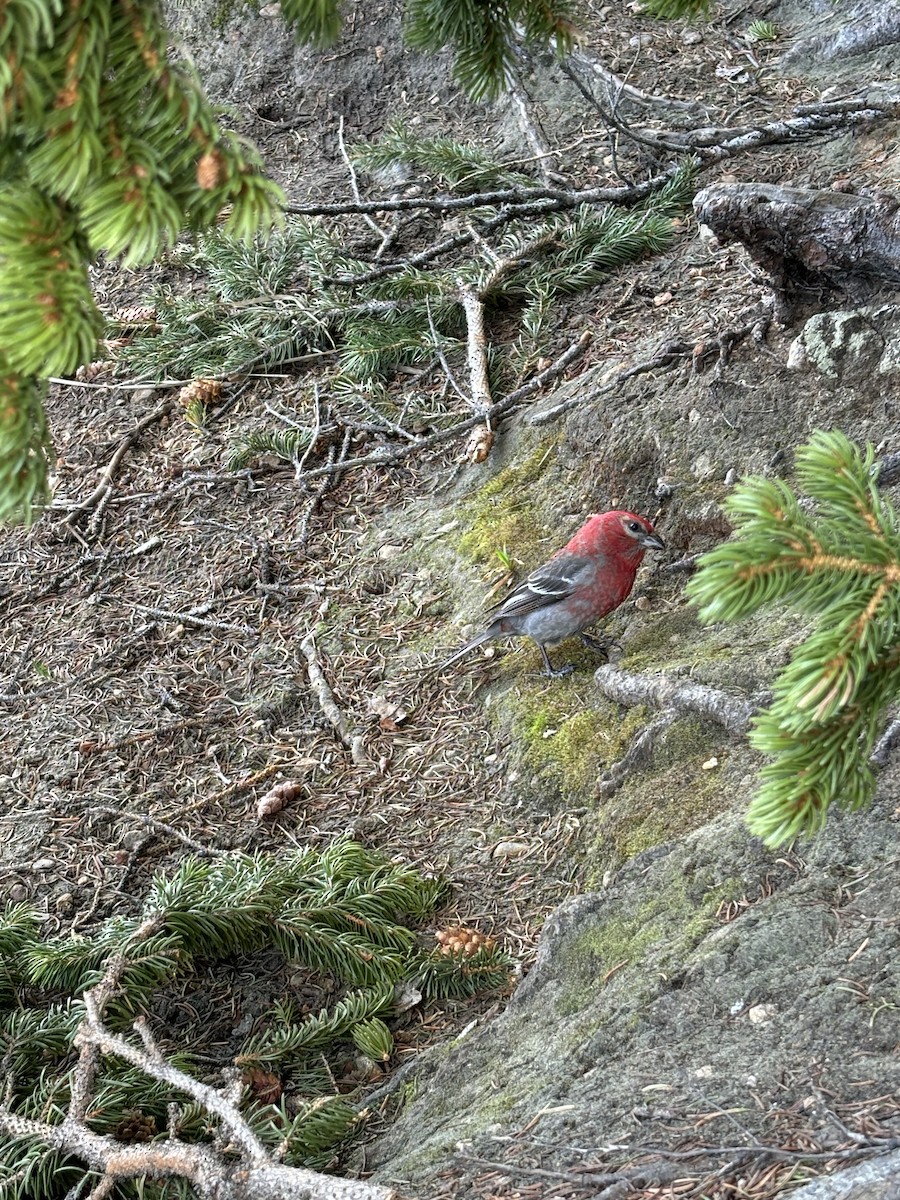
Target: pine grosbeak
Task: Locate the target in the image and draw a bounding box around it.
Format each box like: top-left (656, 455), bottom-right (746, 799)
top-left (442, 510), bottom-right (664, 677)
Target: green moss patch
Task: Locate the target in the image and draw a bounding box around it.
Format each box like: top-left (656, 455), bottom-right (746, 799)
top-left (557, 865), bottom-right (745, 1016)
top-left (456, 437), bottom-right (561, 567)
top-left (587, 716), bottom-right (735, 876)
top-left (501, 677), bottom-right (647, 800)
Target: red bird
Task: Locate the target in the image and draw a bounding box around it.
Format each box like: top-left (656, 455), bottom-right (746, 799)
top-left (442, 510), bottom-right (664, 677)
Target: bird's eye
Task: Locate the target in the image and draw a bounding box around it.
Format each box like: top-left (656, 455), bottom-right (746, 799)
top-left (627, 520), bottom-right (642, 533)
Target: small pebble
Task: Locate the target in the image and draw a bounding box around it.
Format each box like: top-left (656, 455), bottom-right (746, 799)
top-left (8, 884), bottom-right (27, 903)
top-left (492, 840), bottom-right (530, 860)
top-left (31, 858), bottom-right (55, 872)
top-left (724, 468), bottom-right (737, 486)
top-left (748, 1003), bottom-right (777, 1025)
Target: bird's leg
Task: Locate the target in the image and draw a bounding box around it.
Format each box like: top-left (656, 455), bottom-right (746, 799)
top-left (539, 644), bottom-right (575, 678)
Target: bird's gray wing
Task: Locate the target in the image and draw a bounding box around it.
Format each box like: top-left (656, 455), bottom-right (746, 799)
top-left (490, 555), bottom-right (594, 621)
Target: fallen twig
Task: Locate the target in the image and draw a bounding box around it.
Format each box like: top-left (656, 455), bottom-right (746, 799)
top-left (88, 806), bottom-right (226, 857)
top-left (287, 331), bottom-right (591, 484)
top-left (0, 956), bottom-right (396, 1200)
top-left (300, 633), bottom-right (368, 765)
top-left (188, 763), bottom-right (289, 813)
top-left (528, 338), bottom-right (689, 426)
top-left (62, 401), bottom-right (175, 530)
top-left (457, 284), bottom-right (493, 415)
top-left (593, 664), bottom-right (756, 736)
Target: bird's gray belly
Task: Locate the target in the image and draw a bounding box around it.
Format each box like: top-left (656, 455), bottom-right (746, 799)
top-left (517, 604), bottom-right (588, 645)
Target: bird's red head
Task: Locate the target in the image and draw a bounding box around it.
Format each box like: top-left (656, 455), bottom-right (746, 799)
top-left (565, 510), bottom-right (665, 560)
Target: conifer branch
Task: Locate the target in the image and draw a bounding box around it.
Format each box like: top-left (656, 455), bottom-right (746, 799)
top-left (687, 431), bottom-right (900, 846)
top-left (0, 845), bottom-right (508, 1198)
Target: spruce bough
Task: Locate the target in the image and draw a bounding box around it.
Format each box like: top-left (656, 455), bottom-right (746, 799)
top-left (0, 842), bottom-right (511, 1194)
top-left (688, 430), bottom-right (900, 847)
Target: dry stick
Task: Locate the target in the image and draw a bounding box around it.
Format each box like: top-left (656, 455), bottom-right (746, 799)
top-left (336, 115), bottom-right (393, 255)
top-left (185, 763), bottom-right (288, 813)
top-left (299, 633), bottom-right (368, 766)
top-left (289, 331), bottom-right (591, 484)
top-left (0, 962), bottom-right (395, 1200)
top-left (593, 664), bottom-right (756, 736)
top-left (567, 47), bottom-right (707, 114)
top-left (508, 81), bottom-right (558, 185)
top-left (62, 401), bottom-right (174, 525)
top-left (457, 284), bottom-right (493, 416)
top-left (108, 598), bottom-right (254, 635)
top-left (88, 806), bottom-right (225, 858)
top-left (287, 166), bottom-right (682, 221)
top-left (425, 299), bottom-right (470, 406)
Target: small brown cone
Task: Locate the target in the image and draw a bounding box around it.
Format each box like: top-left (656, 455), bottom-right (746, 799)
top-left (435, 925), bottom-right (496, 957)
top-left (177, 378), bottom-right (224, 408)
top-left (197, 149), bottom-right (226, 190)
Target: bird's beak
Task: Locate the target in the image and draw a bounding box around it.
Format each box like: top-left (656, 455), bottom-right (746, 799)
top-left (640, 531), bottom-right (665, 551)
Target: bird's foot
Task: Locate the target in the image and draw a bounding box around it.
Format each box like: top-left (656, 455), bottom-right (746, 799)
top-left (545, 662), bottom-right (576, 678)
top-left (537, 644), bottom-right (575, 678)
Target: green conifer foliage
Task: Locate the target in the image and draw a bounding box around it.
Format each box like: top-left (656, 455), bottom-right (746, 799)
top-left (0, 842), bottom-right (511, 1195)
top-left (688, 431), bottom-right (900, 847)
top-left (0, 0), bottom-right (284, 521)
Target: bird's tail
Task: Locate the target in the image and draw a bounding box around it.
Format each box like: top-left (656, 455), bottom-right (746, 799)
top-left (438, 630), bottom-right (493, 671)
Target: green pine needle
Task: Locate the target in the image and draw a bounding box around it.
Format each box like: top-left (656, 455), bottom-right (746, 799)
top-left (688, 431), bottom-right (900, 847)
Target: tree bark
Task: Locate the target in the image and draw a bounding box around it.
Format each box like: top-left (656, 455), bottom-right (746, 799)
top-left (693, 183), bottom-right (900, 320)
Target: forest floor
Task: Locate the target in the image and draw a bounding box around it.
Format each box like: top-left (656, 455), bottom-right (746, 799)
top-left (2, 0), bottom-right (900, 1196)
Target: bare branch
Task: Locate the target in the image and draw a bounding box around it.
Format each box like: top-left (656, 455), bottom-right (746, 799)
top-left (593, 664), bottom-right (756, 736)
top-left (457, 284), bottom-right (493, 415)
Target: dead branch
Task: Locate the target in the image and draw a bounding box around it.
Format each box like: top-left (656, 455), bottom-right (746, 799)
top-left (508, 81), bottom-right (560, 186)
top-left (62, 400), bottom-right (174, 528)
top-left (457, 284), bottom-right (493, 415)
top-left (289, 330), bottom-right (591, 484)
top-left (694, 183), bottom-right (900, 318)
top-left (593, 664), bottom-right (756, 736)
top-left (190, 763), bottom-right (290, 812)
top-left (287, 164), bottom-right (685, 224)
top-left (528, 337), bottom-right (690, 426)
top-left (566, 47), bottom-right (707, 114)
top-left (0, 943), bottom-right (396, 1200)
top-left (108, 597), bottom-right (254, 635)
top-left (299, 633), bottom-right (368, 765)
top-left (88, 805), bottom-right (225, 857)
top-left (337, 115), bottom-right (394, 257)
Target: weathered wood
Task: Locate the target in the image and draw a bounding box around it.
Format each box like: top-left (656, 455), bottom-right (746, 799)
top-left (693, 183), bottom-right (900, 319)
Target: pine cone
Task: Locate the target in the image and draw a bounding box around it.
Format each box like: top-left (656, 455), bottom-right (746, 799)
top-left (75, 360), bottom-right (114, 382)
top-left (197, 149), bottom-right (226, 190)
top-left (115, 1110), bottom-right (157, 1143)
top-left (111, 305), bottom-right (158, 327)
top-left (177, 378), bottom-right (223, 408)
top-left (435, 925), bottom-right (496, 957)
top-left (463, 425), bottom-right (495, 464)
top-left (243, 1066), bottom-right (283, 1106)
